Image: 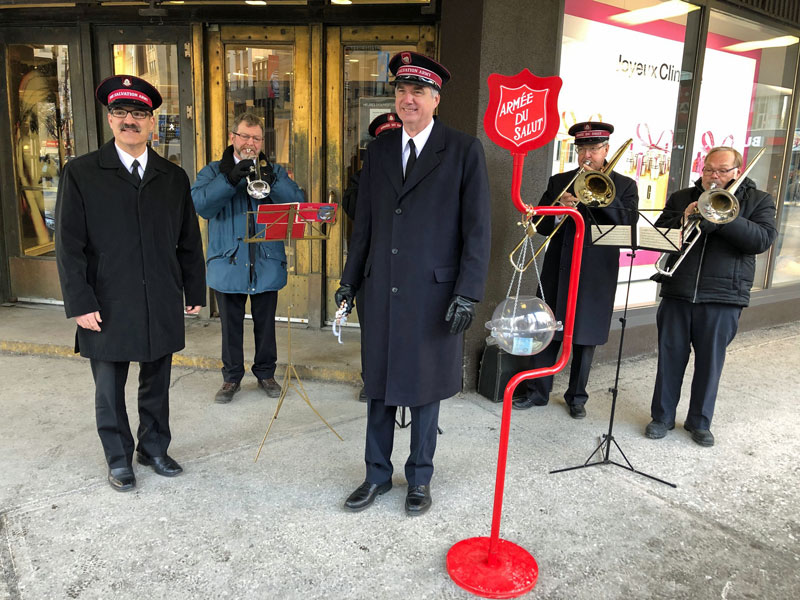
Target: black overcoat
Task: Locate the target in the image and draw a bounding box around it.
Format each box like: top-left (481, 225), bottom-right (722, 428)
top-left (342, 120), bottom-right (491, 407)
top-left (55, 140), bottom-right (206, 362)
top-left (535, 167), bottom-right (639, 346)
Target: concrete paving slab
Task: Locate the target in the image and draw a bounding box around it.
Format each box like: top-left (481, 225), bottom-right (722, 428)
top-left (1, 321), bottom-right (799, 599)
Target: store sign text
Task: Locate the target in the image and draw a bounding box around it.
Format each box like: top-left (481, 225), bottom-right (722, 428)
top-left (617, 54), bottom-right (680, 82)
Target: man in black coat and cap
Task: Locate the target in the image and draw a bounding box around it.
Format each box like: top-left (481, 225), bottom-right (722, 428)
top-left (335, 52), bottom-right (491, 516)
top-left (512, 121), bottom-right (639, 419)
top-left (55, 75), bottom-right (206, 491)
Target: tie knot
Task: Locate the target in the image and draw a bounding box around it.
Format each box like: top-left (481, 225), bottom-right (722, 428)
top-left (408, 139), bottom-right (416, 153)
top-left (131, 160), bottom-right (140, 175)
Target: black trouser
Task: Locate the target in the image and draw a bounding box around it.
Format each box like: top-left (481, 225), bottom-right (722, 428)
top-left (90, 354), bottom-right (172, 469)
top-left (651, 298), bottom-right (741, 430)
top-left (525, 341), bottom-right (596, 407)
top-left (364, 399), bottom-right (440, 486)
top-left (355, 286), bottom-right (366, 382)
top-left (215, 289), bottom-right (278, 383)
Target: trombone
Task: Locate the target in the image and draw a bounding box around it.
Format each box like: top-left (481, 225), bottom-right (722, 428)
top-left (509, 138), bottom-right (633, 272)
top-left (654, 147), bottom-right (765, 277)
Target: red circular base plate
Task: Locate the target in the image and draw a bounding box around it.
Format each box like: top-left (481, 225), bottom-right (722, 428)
top-left (447, 537), bottom-right (538, 599)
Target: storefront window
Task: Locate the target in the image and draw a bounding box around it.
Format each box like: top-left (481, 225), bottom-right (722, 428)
top-left (692, 11), bottom-right (798, 291)
top-left (113, 44), bottom-right (182, 165)
top-left (559, 0), bottom-right (700, 308)
top-left (225, 46), bottom-right (295, 175)
top-left (775, 125), bottom-right (800, 285)
top-left (8, 43), bottom-right (75, 257)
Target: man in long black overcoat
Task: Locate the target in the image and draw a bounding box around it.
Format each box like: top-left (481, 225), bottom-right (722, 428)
top-left (55, 75), bottom-right (206, 491)
top-left (335, 52), bottom-right (491, 516)
top-left (513, 122), bottom-right (638, 419)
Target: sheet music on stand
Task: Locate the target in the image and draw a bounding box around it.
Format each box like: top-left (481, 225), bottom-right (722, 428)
top-left (589, 212), bottom-right (681, 253)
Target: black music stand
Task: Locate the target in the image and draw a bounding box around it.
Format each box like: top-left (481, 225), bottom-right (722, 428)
top-left (549, 212), bottom-right (679, 488)
top-left (396, 407), bottom-right (444, 435)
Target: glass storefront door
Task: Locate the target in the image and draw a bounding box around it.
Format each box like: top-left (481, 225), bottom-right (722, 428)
top-left (94, 26), bottom-right (195, 176)
top-left (207, 25), bottom-right (436, 325)
top-left (207, 26), bottom-right (312, 322)
top-left (324, 25), bottom-right (436, 323)
top-left (0, 29), bottom-right (91, 301)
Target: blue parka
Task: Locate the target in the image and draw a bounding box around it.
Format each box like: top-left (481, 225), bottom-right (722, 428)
top-left (191, 153), bottom-right (305, 294)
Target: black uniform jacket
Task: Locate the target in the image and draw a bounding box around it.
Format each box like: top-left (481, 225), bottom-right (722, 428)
top-left (535, 167), bottom-right (639, 346)
top-left (342, 119), bottom-right (491, 407)
top-left (55, 140), bottom-right (206, 362)
top-left (653, 177), bottom-right (776, 306)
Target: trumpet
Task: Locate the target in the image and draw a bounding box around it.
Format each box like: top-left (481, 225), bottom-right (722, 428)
top-left (244, 151), bottom-right (272, 200)
top-left (654, 147), bottom-right (765, 277)
top-left (508, 138), bottom-right (632, 272)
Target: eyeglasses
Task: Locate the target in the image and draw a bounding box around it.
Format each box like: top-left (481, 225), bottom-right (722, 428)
top-left (577, 144), bottom-right (608, 155)
top-left (232, 131), bottom-right (264, 144)
top-left (702, 166), bottom-right (738, 176)
top-left (109, 108), bottom-right (152, 120)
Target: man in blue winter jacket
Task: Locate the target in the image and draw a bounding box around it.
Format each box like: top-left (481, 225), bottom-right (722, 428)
top-left (192, 112), bottom-right (305, 403)
top-left (645, 146), bottom-right (777, 447)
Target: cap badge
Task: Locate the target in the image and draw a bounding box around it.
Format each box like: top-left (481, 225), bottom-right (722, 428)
top-left (401, 52), bottom-right (412, 65)
top-left (122, 78), bottom-right (132, 87)
top-left (388, 114), bottom-right (395, 121)
top-left (583, 123), bottom-right (591, 130)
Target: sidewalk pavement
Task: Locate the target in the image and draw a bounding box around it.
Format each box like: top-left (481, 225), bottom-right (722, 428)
top-left (1, 304), bottom-right (799, 600)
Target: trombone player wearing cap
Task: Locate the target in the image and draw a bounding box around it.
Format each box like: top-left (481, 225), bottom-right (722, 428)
top-left (513, 121), bottom-right (639, 419)
top-left (55, 75), bottom-right (206, 491)
top-left (645, 146), bottom-right (776, 447)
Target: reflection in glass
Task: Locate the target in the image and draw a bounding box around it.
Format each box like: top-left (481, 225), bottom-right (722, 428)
top-left (113, 44), bottom-right (181, 165)
top-left (342, 45), bottom-right (411, 244)
top-left (693, 11), bottom-right (799, 290)
top-left (775, 133), bottom-right (800, 285)
top-left (225, 46), bottom-right (294, 174)
top-left (9, 44), bottom-right (75, 257)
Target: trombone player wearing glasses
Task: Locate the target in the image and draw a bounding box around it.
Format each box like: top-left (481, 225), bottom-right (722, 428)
top-left (645, 146), bottom-right (777, 447)
top-left (513, 121), bottom-right (639, 419)
top-left (192, 112), bottom-right (305, 404)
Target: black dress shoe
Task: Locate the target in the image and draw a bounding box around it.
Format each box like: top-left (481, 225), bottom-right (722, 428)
top-left (344, 480), bottom-right (392, 512)
top-left (108, 467), bottom-right (136, 492)
top-left (405, 484), bottom-right (432, 516)
top-left (512, 395), bottom-right (548, 410)
top-left (684, 424), bottom-right (715, 447)
top-left (569, 404), bottom-right (587, 419)
top-left (136, 452), bottom-right (183, 477)
top-left (358, 386), bottom-right (368, 403)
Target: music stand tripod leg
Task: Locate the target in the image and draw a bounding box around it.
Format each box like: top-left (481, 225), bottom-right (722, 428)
top-left (254, 385), bottom-right (289, 461)
top-left (292, 364), bottom-right (343, 441)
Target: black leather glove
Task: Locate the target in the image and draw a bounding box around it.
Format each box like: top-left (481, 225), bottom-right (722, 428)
top-left (445, 295), bottom-right (476, 335)
top-left (226, 159), bottom-right (254, 187)
top-left (334, 284), bottom-right (357, 315)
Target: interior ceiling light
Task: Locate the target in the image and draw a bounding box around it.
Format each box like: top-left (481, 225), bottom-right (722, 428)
top-left (332, 0), bottom-right (353, 5)
top-left (245, 0), bottom-right (267, 5)
top-left (722, 35), bottom-right (799, 53)
top-left (609, 1), bottom-right (699, 26)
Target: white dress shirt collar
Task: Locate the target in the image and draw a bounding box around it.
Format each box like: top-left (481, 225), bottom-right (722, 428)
top-left (115, 144), bottom-right (148, 177)
top-left (401, 118), bottom-right (435, 157)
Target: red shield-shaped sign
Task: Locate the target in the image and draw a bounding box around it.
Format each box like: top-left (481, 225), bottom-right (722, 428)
top-left (483, 69), bottom-right (562, 154)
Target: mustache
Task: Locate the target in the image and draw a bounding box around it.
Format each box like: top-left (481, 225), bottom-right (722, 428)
top-left (120, 124), bottom-right (141, 133)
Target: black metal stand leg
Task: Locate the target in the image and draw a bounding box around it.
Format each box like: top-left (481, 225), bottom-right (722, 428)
top-left (395, 406), bottom-right (443, 434)
top-left (549, 250), bottom-right (676, 488)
